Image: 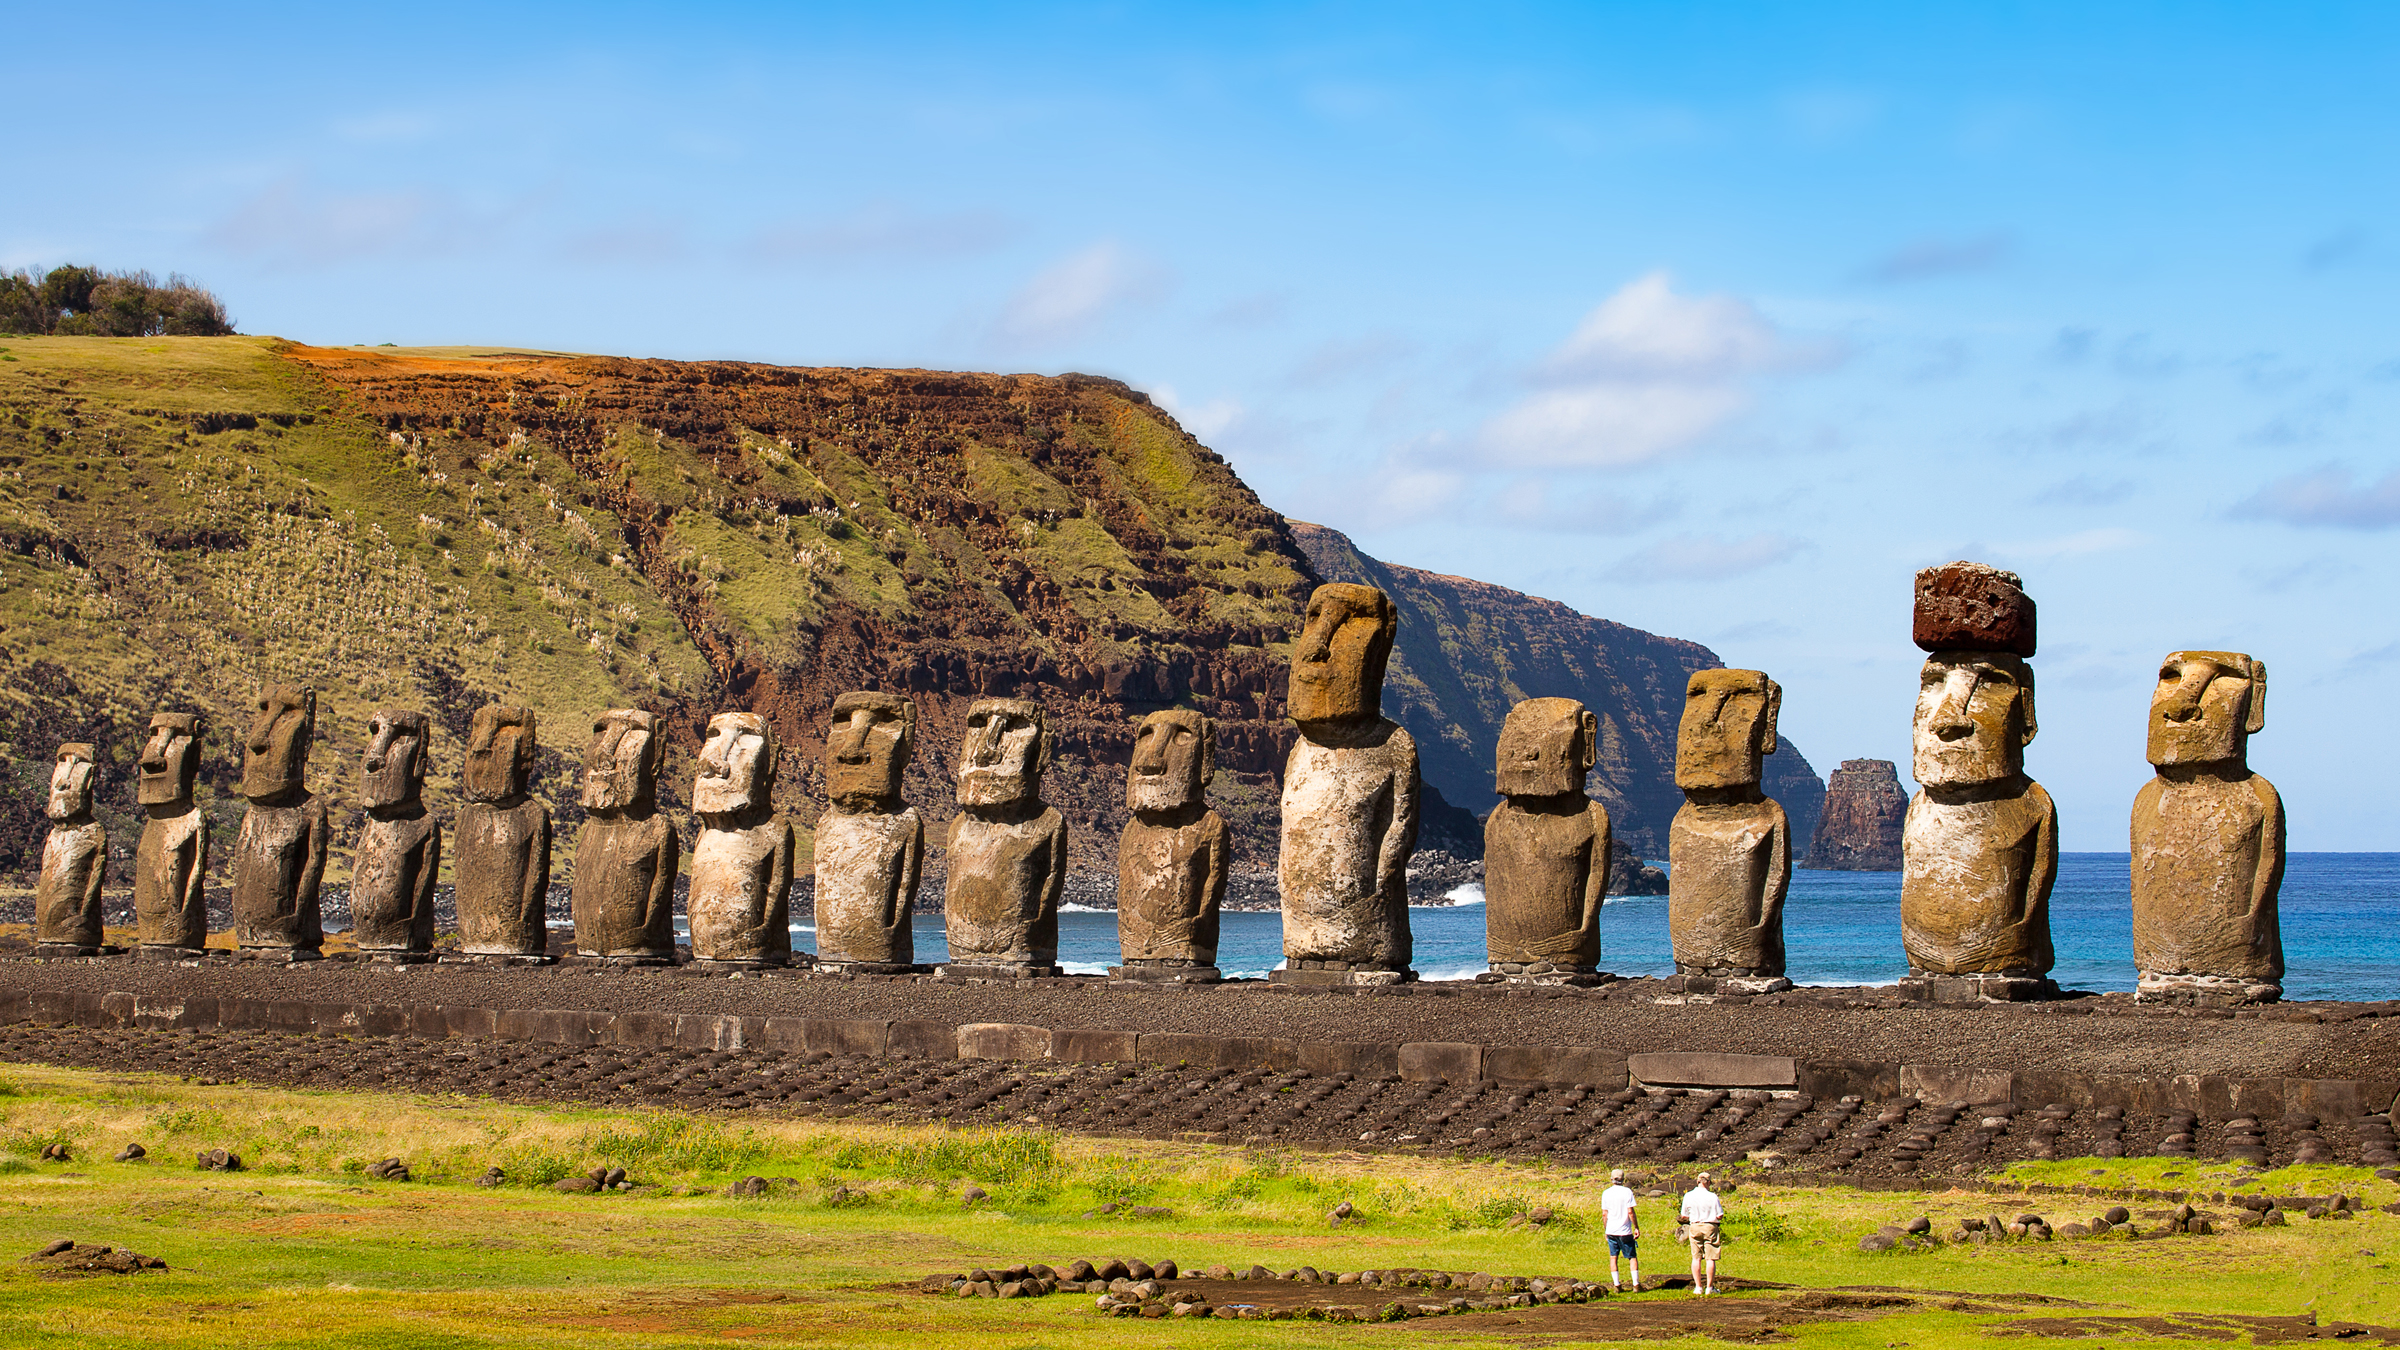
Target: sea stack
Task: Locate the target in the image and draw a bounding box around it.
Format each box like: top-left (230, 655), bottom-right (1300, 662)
top-left (1802, 760), bottom-right (1906, 871)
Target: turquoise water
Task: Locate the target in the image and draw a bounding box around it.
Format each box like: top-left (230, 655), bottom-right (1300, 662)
top-left (782, 854), bottom-right (2398, 1000)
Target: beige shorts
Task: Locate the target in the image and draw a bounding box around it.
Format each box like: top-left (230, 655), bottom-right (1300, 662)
top-left (1687, 1222), bottom-right (1723, 1259)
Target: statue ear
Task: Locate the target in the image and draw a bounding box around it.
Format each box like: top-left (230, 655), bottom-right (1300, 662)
top-left (1199, 716), bottom-right (1217, 787)
top-left (1760, 679), bottom-right (1781, 757)
top-left (2246, 660), bottom-right (2267, 734)
top-left (2018, 664), bottom-right (2039, 747)
top-left (1033, 707), bottom-right (1053, 773)
top-left (1579, 710), bottom-right (1600, 772)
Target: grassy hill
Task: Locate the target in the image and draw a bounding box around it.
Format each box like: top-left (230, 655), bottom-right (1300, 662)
top-left (0, 336), bottom-right (1815, 897)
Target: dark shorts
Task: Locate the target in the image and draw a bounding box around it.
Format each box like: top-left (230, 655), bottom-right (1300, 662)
top-left (1607, 1235), bottom-right (1638, 1258)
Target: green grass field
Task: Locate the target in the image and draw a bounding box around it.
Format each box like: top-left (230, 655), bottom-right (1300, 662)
top-left (0, 1063), bottom-right (2394, 1347)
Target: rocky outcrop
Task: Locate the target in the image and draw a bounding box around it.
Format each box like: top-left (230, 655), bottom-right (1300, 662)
top-left (1287, 521), bottom-right (1824, 858)
top-left (1802, 759), bottom-right (1906, 871)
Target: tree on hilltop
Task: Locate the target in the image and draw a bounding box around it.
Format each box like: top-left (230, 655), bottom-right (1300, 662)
top-left (0, 265), bottom-right (234, 337)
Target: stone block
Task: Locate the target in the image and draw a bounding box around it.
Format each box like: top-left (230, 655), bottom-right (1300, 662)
top-left (309, 1001), bottom-right (363, 1035)
top-left (1899, 1065), bottom-right (2015, 1105)
top-left (350, 1004), bottom-right (410, 1038)
top-left (2080, 1075), bottom-right (2165, 1115)
top-left (2294, 1080), bottom-right (2368, 1119)
top-left (887, 1020), bottom-right (957, 1059)
top-left (1631, 1052), bottom-right (1798, 1090)
top-left (2229, 1078), bottom-right (2287, 1120)
top-left (753, 1017), bottom-right (809, 1053)
top-left (440, 1006), bottom-right (499, 1040)
top-left (1139, 1033), bottom-right (1293, 1071)
top-left (1914, 560), bottom-right (2036, 657)
top-left (1295, 1041), bottom-right (1400, 1079)
top-left (1799, 1059), bottom-right (1900, 1101)
top-left (609, 1012), bottom-right (678, 1048)
top-left (805, 1019), bottom-right (890, 1058)
top-left (1051, 1028), bottom-right (1139, 1063)
top-left (675, 1015), bottom-right (740, 1051)
top-left (132, 995), bottom-right (212, 1031)
top-left (1484, 1044), bottom-right (1628, 1087)
top-left (0, 991), bottom-right (30, 1024)
top-left (102, 993), bottom-right (137, 1026)
top-left (1399, 1042), bottom-right (1482, 1084)
top-left (958, 1023), bottom-right (1051, 1061)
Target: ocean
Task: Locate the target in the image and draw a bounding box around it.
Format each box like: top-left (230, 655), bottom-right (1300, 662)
top-left (779, 853), bottom-right (2399, 1001)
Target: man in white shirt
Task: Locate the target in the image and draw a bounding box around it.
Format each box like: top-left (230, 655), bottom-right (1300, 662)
top-left (1599, 1167), bottom-right (1641, 1291)
top-left (1679, 1171), bottom-right (1726, 1295)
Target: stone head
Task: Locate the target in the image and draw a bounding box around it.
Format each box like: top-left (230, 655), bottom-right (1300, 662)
top-left (463, 705), bottom-right (537, 804)
top-left (241, 684), bottom-right (316, 801)
top-left (579, 708), bottom-right (663, 813)
top-left (359, 709), bottom-right (430, 810)
top-left (46, 742), bottom-right (97, 821)
top-left (826, 691), bottom-right (914, 809)
top-left (2148, 650), bottom-right (2265, 769)
top-left (957, 697), bottom-right (1048, 807)
top-left (1675, 669), bottom-right (1781, 792)
top-left (1127, 709), bottom-right (1214, 813)
top-left (695, 710), bottom-right (776, 816)
top-left (137, 712), bottom-right (203, 808)
top-left (1494, 697), bottom-right (1597, 798)
top-left (1912, 651), bottom-right (2037, 788)
top-left (1287, 582), bottom-right (1396, 731)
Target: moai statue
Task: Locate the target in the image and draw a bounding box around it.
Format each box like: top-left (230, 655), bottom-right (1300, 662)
top-left (813, 692), bottom-right (923, 973)
top-left (1667, 671), bottom-right (1793, 992)
top-left (231, 684), bottom-right (330, 960)
top-left (33, 743), bottom-right (111, 956)
top-left (453, 705), bottom-right (553, 960)
top-left (1900, 563), bottom-right (2057, 1001)
top-left (1482, 698), bottom-right (1610, 985)
top-left (941, 697), bottom-right (1066, 978)
top-left (688, 711), bottom-right (793, 967)
top-left (349, 710), bottom-right (440, 962)
top-left (1111, 709), bottom-right (1229, 983)
top-left (133, 712), bottom-right (209, 956)
top-left (2131, 652), bottom-right (2285, 1004)
top-left (1275, 582), bottom-right (1419, 985)
top-left (569, 709), bottom-right (678, 963)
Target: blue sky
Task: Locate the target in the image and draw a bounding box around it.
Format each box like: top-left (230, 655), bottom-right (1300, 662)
top-left (13, 2), bottom-right (2399, 848)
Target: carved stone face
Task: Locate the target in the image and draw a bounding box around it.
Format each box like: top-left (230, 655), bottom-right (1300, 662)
top-left (1287, 583), bottom-right (1396, 729)
top-left (241, 684), bottom-right (315, 801)
top-left (2148, 650), bottom-right (2264, 768)
top-left (694, 711), bottom-right (774, 815)
top-left (580, 709), bottom-right (662, 813)
top-left (360, 709), bottom-right (429, 810)
top-left (826, 691), bottom-right (913, 808)
top-left (462, 705), bottom-right (537, 804)
top-left (46, 743), bottom-right (96, 821)
top-left (1912, 652), bottom-right (2037, 788)
top-left (957, 698), bottom-right (1046, 807)
top-left (1675, 669), bottom-right (1781, 792)
top-left (1495, 697), bottom-right (1597, 798)
top-left (1128, 709), bottom-right (1213, 812)
top-left (137, 712), bottom-right (203, 808)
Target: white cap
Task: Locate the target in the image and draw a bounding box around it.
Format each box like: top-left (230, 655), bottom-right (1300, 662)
top-left (1610, 1168), bottom-right (1625, 1182)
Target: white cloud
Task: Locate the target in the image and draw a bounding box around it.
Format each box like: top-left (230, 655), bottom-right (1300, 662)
top-left (1607, 531), bottom-right (1808, 582)
top-left (1990, 526), bottom-right (2147, 562)
top-left (2233, 463), bottom-right (2400, 530)
top-left (1150, 384), bottom-right (1244, 440)
top-left (746, 201), bottom-right (1017, 263)
top-left (1493, 477), bottom-right (1677, 535)
top-left (206, 179), bottom-right (469, 264)
top-left (989, 240), bottom-right (1171, 350)
top-left (1478, 271), bottom-right (1839, 470)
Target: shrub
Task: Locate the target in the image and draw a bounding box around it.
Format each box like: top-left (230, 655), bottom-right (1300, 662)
top-left (0, 265), bottom-right (233, 336)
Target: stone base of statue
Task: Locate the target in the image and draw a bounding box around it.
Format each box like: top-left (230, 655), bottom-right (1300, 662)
top-left (809, 960), bottom-right (929, 977)
top-left (32, 942), bottom-right (121, 960)
top-left (2137, 971), bottom-right (2281, 1005)
top-left (689, 956), bottom-right (788, 973)
top-left (1898, 971), bottom-right (2056, 1003)
top-left (1110, 961), bottom-right (1223, 985)
top-left (938, 961), bottom-right (1065, 981)
top-left (1269, 961), bottom-right (1416, 987)
top-left (359, 948), bottom-right (435, 965)
top-left (239, 945), bottom-right (322, 964)
top-left (563, 951), bottom-right (676, 968)
top-left (1659, 972), bottom-right (1792, 995)
top-left (443, 951), bottom-right (558, 967)
top-left (136, 943), bottom-right (210, 962)
top-left (1475, 960), bottom-right (1607, 987)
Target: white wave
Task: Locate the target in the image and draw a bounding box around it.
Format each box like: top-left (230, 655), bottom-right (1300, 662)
top-left (1431, 882), bottom-right (1486, 906)
top-left (1058, 903), bottom-right (1113, 914)
top-left (1794, 979), bottom-right (1900, 988)
top-left (1060, 960), bottom-right (1115, 975)
top-left (786, 925), bottom-right (817, 934)
top-left (1224, 968), bottom-right (1275, 980)
top-left (1416, 962), bottom-right (1489, 983)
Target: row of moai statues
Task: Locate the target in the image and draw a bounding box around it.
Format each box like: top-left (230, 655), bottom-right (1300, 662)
top-left (26, 571), bottom-right (2287, 1001)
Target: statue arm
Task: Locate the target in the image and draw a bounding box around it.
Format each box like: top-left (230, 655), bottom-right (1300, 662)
top-left (2250, 777), bottom-right (2286, 926)
top-left (80, 825), bottom-right (107, 920)
top-left (1042, 813), bottom-right (1069, 914)
top-left (898, 814), bottom-right (925, 926)
top-left (415, 824), bottom-right (443, 928)
top-left (1203, 813), bottom-right (1230, 914)
top-left (1379, 741), bottom-right (1422, 898)
top-left (2024, 785), bottom-right (2059, 921)
top-left (1761, 799), bottom-right (1791, 929)
top-left (1581, 802), bottom-right (1612, 938)
top-left (297, 800), bottom-right (330, 910)
top-left (186, 816), bottom-right (211, 915)
top-left (524, 808), bottom-right (554, 924)
top-left (647, 820), bottom-right (681, 929)
top-left (765, 819), bottom-right (795, 941)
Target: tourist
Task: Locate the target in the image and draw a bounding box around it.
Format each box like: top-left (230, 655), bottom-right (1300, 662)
top-left (1680, 1171), bottom-right (1725, 1295)
top-left (1600, 1167), bottom-right (1642, 1291)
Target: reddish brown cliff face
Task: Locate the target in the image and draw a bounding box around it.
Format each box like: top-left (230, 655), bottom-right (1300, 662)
top-left (1803, 759), bottom-right (1906, 872)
